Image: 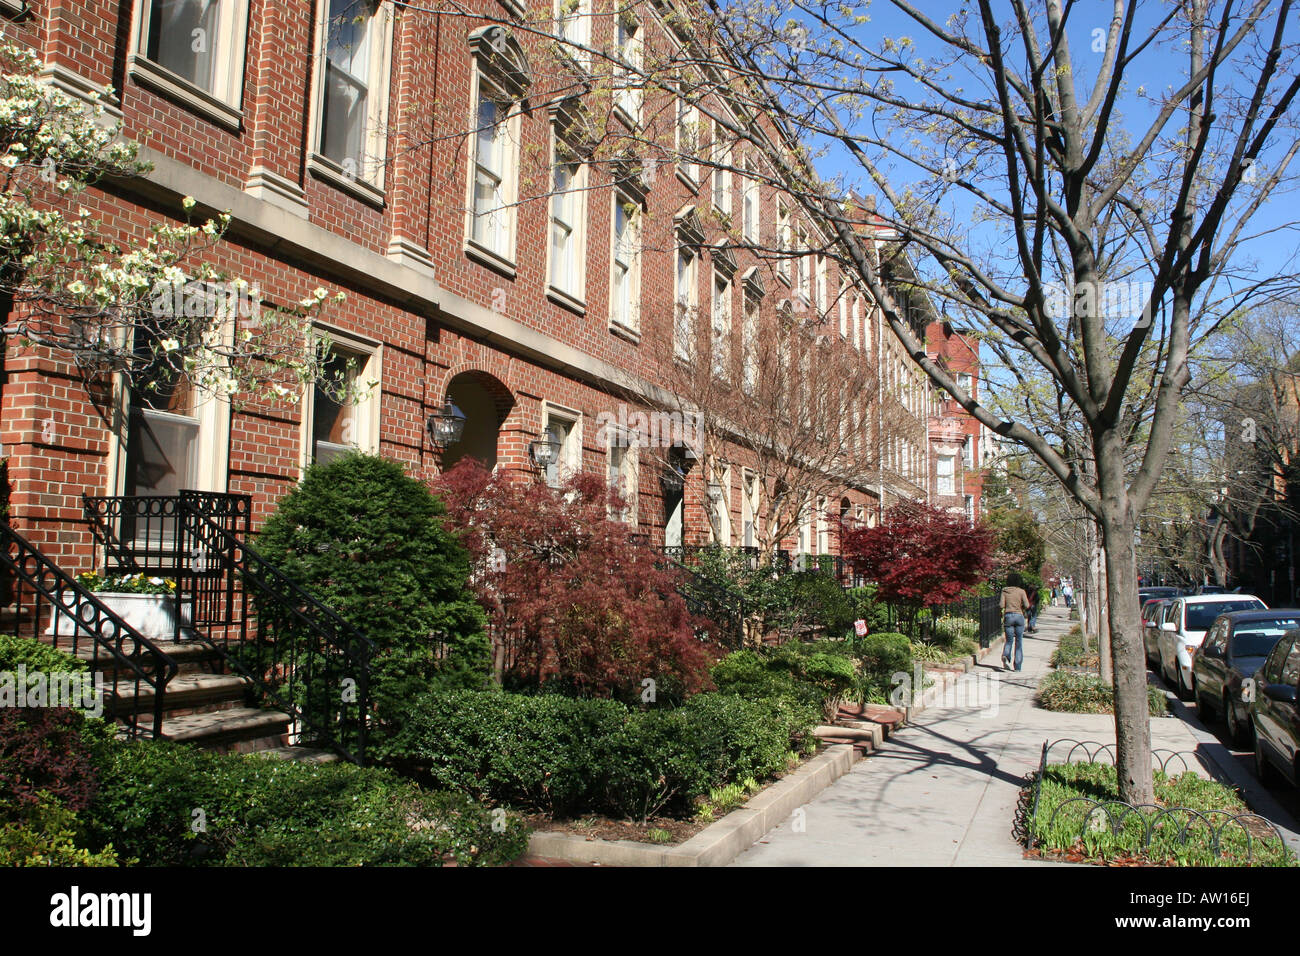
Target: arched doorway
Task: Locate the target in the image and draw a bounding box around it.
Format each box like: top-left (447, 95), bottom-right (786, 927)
top-left (440, 371), bottom-right (514, 471)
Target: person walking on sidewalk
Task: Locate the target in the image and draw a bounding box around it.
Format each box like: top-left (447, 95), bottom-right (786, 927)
top-left (1026, 587), bottom-right (1041, 633)
top-left (1000, 572), bottom-right (1032, 671)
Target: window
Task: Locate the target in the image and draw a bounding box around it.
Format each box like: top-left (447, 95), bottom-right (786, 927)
top-left (554, 0), bottom-right (591, 67)
top-left (612, 8), bottom-right (642, 124)
top-left (838, 280), bottom-right (849, 338)
top-left (542, 403), bottom-right (582, 487)
top-left (547, 142), bottom-right (587, 308)
top-left (963, 435), bottom-right (974, 468)
top-left (676, 243), bottom-right (696, 361)
top-left (610, 193), bottom-right (641, 334)
top-left (710, 462), bottom-right (732, 545)
top-left (742, 159), bottom-right (759, 242)
top-left (776, 201), bottom-right (791, 282)
top-left (937, 454), bottom-right (955, 495)
top-left (957, 371), bottom-right (974, 397)
top-left (742, 290), bottom-right (759, 394)
top-left (712, 267), bottom-right (732, 379)
top-left (307, 340), bottom-right (381, 465)
top-left (796, 229), bottom-right (811, 304)
top-left (606, 434), bottom-right (638, 523)
top-left (308, 0), bottom-right (394, 200)
top-left (964, 495), bottom-right (974, 524)
top-left (469, 88), bottom-right (515, 264)
top-left (815, 254), bottom-right (828, 316)
top-left (711, 132), bottom-right (731, 217)
top-left (130, 0), bottom-right (250, 129)
top-left (851, 295), bottom-right (860, 349)
top-left (675, 82), bottom-right (700, 187)
top-left (741, 471), bottom-right (758, 548)
top-left (816, 496), bottom-right (828, 554)
top-left (465, 29), bottom-right (528, 272)
top-left (797, 498), bottom-right (811, 554)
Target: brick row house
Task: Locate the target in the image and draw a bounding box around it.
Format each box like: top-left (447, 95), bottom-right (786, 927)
top-left (0, 0), bottom-right (931, 579)
top-left (927, 321), bottom-right (984, 523)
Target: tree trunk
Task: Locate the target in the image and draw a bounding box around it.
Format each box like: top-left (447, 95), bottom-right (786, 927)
top-left (1097, 444), bottom-right (1155, 805)
top-left (1096, 538), bottom-right (1113, 683)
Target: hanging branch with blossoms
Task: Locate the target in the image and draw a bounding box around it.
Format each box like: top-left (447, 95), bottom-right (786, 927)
top-left (0, 42), bottom-right (363, 409)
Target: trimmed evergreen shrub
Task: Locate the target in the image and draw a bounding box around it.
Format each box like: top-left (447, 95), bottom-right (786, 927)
top-left (253, 453), bottom-right (491, 749)
top-left (84, 738), bottom-right (529, 866)
top-left (390, 689), bottom-right (818, 821)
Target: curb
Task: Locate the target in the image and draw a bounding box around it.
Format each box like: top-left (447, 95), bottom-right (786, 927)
top-left (525, 743), bottom-right (859, 867)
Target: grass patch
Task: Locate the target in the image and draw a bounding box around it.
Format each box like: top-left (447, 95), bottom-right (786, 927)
top-left (1050, 626), bottom-right (1100, 669)
top-left (1030, 761), bottom-right (1295, 866)
top-left (1038, 670), bottom-right (1168, 716)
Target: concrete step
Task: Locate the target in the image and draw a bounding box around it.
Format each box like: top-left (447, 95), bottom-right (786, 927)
top-left (835, 703), bottom-right (906, 732)
top-left (62, 638), bottom-right (222, 675)
top-left (103, 672), bottom-right (250, 715)
top-left (253, 746), bottom-right (340, 765)
top-left (814, 724), bottom-right (878, 754)
top-left (159, 706), bottom-right (291, 752)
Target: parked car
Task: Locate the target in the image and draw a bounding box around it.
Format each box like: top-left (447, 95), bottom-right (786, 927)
top-left (1138, 586), bottom-right (1181, 610)
top-left (1157, 595), bottom-right (1268, 700)
top-left (1193, 610), bottom-right (1300, 745)
top-left (1249, 629), bottom-right (1300, 787)
top-left (1142, 598), bottom-right (1175, 667)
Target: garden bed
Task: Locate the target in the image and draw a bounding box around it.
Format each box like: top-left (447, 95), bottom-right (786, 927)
top-left (1024, 761), bottom-right (1294, 867)
top-left (1038, 669), bottom-right (1169, 716)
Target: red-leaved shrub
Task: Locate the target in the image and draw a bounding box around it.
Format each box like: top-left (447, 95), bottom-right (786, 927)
top-left (0, 707), bottom-right (99, 815)
top-left (434, 459), bottom-right (718, 702)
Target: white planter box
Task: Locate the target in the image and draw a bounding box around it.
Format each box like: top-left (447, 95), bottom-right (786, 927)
top-left (49, 591), bottom-right (190, 642)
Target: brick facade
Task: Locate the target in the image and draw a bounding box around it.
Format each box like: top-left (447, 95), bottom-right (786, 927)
top-left (0, 0), bottom-right (927, 572)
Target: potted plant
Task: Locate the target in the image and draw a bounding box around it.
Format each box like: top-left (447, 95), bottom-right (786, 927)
top-left (49, 571), bottom-right (189, 642)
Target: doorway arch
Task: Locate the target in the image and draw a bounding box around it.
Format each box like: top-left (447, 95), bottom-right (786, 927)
top-left (440, 370), bottom-right (515, 471)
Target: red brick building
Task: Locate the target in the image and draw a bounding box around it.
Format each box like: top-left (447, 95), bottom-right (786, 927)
top-left (926, 321), bottom-right (984, 522)
top-left (0, 0), bottom-right (928, 572)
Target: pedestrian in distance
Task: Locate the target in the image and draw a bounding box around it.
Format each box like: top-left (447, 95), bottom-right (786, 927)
top-left (1000, 571), bottom-right (1032, 672)
top-left (1062, 581), bottom-right (1074, 608)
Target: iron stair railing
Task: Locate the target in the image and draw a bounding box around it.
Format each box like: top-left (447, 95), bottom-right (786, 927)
top-left (0, 521), bottom-right (178, 738)
top-left (84, 491), bottom-right (375, 763)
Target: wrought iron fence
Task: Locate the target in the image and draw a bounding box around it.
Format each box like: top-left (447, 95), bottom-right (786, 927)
top-left (84, 491), bottom-right (374, 762)
top-left (1018, 738), bottom-right (1291, 865)
top-left (0, 521), bottom-right (178, 738)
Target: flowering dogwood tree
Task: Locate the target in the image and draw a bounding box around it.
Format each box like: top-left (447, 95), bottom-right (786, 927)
top-left (0, 43), bottom-right (352, 407)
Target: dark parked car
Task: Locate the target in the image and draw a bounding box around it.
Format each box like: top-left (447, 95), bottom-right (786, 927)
top-left (1139, 587), bottom-right (1181, 607)
top-left (1249, 629), bottom-right (1300, 787)
top-left (1193, 610), bottom-right (1300, 745)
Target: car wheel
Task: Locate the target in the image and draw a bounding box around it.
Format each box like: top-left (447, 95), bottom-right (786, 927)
top-left (1255, 732), bottom-right (1279, 786)
top-left (1194, 686), bottom-right (1213, 719)
top-left (1176, 670), bottom-right (1194, 702)
top-left (1225, 694), bottom-right (1249, 747)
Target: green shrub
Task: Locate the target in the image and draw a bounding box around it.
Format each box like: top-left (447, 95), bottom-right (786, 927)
top-left (770, 571), bottom-right (855, 636)
top-left (932, 615), bottom-right (978, 646)
top-left (0, 795), bottom-right (119, 866)
top-left (1050, 626), bottom-right (1098, 668)
top-left (253, 453), bottom-right (491, 752)
top-left (390, 689), bottom-right (817, 822)
top-left (0, 633), bottom-right (87, 675)
top-left (84, 738), bottom-right (529, 866)
top-left (1038, 670), bottom-right (1167, 716)
top-left (846, 586), bottom-right (891, 634)
top-left (710, 649), bottom-right (824, 710)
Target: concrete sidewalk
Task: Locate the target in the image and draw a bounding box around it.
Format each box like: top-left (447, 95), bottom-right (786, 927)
top-left (732, 604), bottom-right (1207, 867)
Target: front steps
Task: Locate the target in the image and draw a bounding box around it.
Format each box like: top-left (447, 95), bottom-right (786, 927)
top-left (59, 635), bottom-right (295, 755)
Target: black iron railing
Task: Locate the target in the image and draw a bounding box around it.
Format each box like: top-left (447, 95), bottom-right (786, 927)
top-left (84, 492), bottom-right (374, 762)
top-left (0, 521), bottom-right (178, 738)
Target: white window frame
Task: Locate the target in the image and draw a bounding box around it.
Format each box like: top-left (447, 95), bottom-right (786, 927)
top-left (554, 0), bottom-right (592, 70)
top-left (464, 66), bottom-right (523, 276)
top-left (741, 157), bottom-right (759, 243)
top-left (612, 6), bottom-right (643, 126)
top-left (712, 265), bottom-right (732, 380)
top-left (776, 201), bottom-right (791, 283)
top-left (541, 401), bottom-right (583, 488)
top-left (741, 469), bottom-right (759, 548)
top-left (306, 0), bottom-right (395, 204)
top-left (546, 134), bottom-right (588, 312)
top-left (606, 429), bottom-right (639, 524)
top-left (711, 461), bottom-right (732, 545)
top-left (711, 129), bottom-right (731, 218)
top-left (937, 453), bottom-right (956, 496)
top-left (609, 190), bottom-right (642, 337)
top-left (816, 496), bottom-right (828, 555)
top-left (742, 288), bottom-right (759, 394)
top-left (674, 220), bottom-right (700, 361)
top-left (300, 327), bottom-right (382, 473)
top-left (129, 0), bottom-right (250, 130)
top-left (675, 81), bottom-right (701, 189)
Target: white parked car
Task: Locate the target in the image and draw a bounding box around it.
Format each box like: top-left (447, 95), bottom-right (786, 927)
top-left (1158, 595), bottom-right (1267, 699)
